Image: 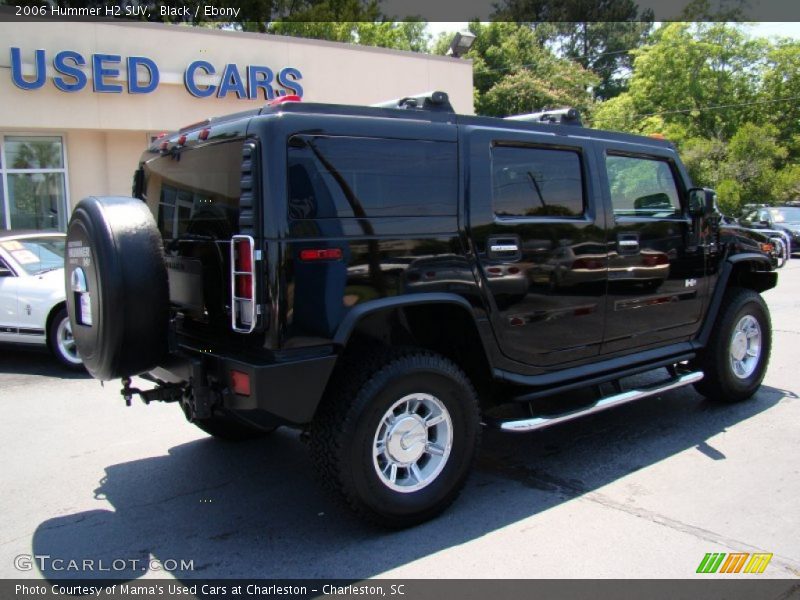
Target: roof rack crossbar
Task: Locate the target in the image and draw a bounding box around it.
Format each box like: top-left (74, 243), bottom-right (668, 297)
top-left (505, 107), bottom-right (583, 126)
top-left (371, 90), bottom-right (454, 113)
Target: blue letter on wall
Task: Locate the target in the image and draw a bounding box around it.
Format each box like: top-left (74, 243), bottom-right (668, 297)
top-left (127, 56), bottom-right (159, 94)
top-left (277, 67), bottom-right (303, 97)
top-left (247, 66), bottom-right (274, 100)
top-left (92, 54), bottom-right (124, 93)
top-left (10, 47), bottom-right (46, 90)
top-left (184, 60), bottom-right (216, 98)
top-left (53, 50), bottom-right (87, 92)
top-left (217, 64), bottom-right (247, 99)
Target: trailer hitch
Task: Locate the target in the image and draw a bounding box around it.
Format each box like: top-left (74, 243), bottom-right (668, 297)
top-left (120, 377), bottom-right (184, 407)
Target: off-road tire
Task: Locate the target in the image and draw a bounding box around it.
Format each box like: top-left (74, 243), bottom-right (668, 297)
top-left (694, 287), bottom-right (771, 403)
top-left (310, 348), bottom-right (481, 529)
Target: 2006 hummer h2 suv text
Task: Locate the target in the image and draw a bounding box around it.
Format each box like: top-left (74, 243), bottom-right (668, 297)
top-left (65, 92), bottom-right (777, 527)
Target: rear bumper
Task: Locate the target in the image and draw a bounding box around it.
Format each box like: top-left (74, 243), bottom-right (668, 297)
top-left (152, 347), bottom-right (338, 425)
top-left (221, 353), bottom-right (338, 424)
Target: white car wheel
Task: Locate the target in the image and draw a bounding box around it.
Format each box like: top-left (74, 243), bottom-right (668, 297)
top-left (50, 309), bottom-right (83, 369)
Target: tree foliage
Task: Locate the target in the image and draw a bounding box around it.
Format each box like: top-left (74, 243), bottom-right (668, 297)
top-left (592, 22), bottom-right (800, 215)
top-left (268, 19), bottom-right (429, 51)
top-left (436, 22), bottom-right (597, 117)
top-left (491, 0), bottom-right (653, 99)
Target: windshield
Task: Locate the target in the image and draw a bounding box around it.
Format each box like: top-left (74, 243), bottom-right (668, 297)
top-left (0, 237), bottom-right (65, 275)
top-left (769, 207), bottom-right (800, 222)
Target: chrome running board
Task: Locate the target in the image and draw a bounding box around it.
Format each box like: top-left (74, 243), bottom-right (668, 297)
top-left (497, 371), bottom-right (704, 433)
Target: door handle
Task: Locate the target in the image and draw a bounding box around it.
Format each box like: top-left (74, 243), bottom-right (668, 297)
top-left (490, 243), bottom-right (519, 253)
top-left (487, 236), bottom-right (522, 260)
top-left (617, 234), bottom-right (640, 254)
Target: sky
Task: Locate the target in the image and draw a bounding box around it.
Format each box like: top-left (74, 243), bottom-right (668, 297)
top-left (426, 21), bottom-right (800, 41)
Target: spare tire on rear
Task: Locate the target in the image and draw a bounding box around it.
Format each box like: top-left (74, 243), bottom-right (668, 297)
top-left (65, 196), bottom-right (169, 380)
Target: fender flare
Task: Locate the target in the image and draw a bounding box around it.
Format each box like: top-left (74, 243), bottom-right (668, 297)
top-left (697, 253), bottom-right (776, 347)
top-left (332, 292), bottom-right (489, 351)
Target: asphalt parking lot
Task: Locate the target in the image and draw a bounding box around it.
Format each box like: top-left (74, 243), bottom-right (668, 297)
top-left (1, 263), bottom-right (799, 582)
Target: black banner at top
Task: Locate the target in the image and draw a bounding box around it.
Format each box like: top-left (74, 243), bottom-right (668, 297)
top-left (2, 0), bottom-right (800, 23)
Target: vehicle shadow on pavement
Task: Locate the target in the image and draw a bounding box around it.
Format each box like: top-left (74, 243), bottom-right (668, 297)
top-left (31, 379), bottom-right (790, 580)
top-left (0, 346), bottom-right (90, 379)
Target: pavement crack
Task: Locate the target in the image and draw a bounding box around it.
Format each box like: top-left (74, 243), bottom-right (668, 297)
top-left (479, 459), bottom-right (800, 576)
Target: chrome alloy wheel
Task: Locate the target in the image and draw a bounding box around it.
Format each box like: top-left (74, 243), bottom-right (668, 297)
top-left (729, 314), bottom-right (761, 379)
top-left (56, 316), bottom-right (82, 365)
top-left (372, 393), bottom-right (453, 493)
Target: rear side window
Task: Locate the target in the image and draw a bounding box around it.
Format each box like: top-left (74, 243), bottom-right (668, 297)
top-left (605, 154), bottom-right (681, 218)
top-left (287, 135), bottom-right (457, 219)
top-left (140, 139), bottom-right (245, 239)
top-left (492, 145), bottom-right (585, 218)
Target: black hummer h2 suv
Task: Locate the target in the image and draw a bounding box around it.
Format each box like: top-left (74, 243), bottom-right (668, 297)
top-left (65, 92), bottom-right (777, 528)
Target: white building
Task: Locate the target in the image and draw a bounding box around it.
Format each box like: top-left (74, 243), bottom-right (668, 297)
top-left (0, 19), bottom-right (473, 231)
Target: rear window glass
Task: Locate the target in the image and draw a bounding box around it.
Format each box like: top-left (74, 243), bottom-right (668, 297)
top-left (140, 139), bottom-right (245, 239)
top-left (287, 135), bottom-right (457, 219)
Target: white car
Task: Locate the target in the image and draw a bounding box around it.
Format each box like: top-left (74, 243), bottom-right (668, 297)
top-left (0, 231), bottom-right (82, 369)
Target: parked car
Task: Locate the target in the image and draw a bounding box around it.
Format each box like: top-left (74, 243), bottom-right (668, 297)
top-left (0, 231), bottom-right (82, 369)
top-left (739, 205), bottom-right (800, 253)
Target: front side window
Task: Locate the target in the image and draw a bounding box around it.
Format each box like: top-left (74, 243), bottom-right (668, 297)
top-left (287, 136), bottom-right (457, 219)
top-left (606, 154), bottom-right (682, 218)
top-left (0, 135), bottom-right (68, 231)
top-left (491, 145), bottom-right (585, 218)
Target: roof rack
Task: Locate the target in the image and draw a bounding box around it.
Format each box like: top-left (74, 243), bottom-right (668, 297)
top-left (505, 107), bottom-right (582, 127)
top-left (371, 90), bottom-right (454, 113)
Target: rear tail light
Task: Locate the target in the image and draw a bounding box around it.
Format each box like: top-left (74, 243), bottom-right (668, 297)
top-left (231, 235), bottom-right (258, 333)
top-left (230, 370), bottom-right (251, 396)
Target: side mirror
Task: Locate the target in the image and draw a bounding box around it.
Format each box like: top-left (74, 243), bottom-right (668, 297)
top-left (688, 187), bottom-right (716, 218)
top-left (759, 219), bottom-right (770, 227)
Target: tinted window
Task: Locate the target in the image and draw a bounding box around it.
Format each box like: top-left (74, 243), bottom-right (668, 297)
top-left (287, 136), bottom-right (457, 218)
top-left (140, 140), bottom-right (245, 239)
top-left (606, 154), bottom-right (681, 217)
top-left (492, 146), bottom-right (584, 218)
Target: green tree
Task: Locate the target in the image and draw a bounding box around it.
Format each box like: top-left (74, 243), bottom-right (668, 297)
top-left (593, 23), bottom-right (768, 140)
top-left (715, 179), bottom-right (743, 216)
top-left (442, 22), bottom-right (597, 117)
top-left (268, 18), bottom-right (430, 52)
top-left (724, 123), bottom-right (786, 202)
top-left (491, 1), bottom-right (653, 99)
top-left (772, 164), bottom-right (800, 204)
top-left (548, 21), bottom-right (653, 100)
top-left (760, 40), bottom-right (800, 156)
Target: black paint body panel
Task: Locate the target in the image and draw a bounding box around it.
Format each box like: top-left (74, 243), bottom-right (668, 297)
top-left (140, 104), bottom-right (777, 424)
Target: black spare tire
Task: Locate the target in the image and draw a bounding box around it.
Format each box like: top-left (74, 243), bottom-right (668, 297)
top-left (65, 196), bottom-right (169, 380)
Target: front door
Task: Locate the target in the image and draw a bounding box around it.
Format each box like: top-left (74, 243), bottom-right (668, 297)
top-left (0, 256), bottom-right (20, 342)
top-left (596, 146), bottom-right (707, 353)
top-left (466, 127), bottom-right (608, 368)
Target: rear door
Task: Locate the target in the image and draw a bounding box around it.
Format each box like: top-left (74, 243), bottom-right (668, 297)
top-left (466, 126), bottom-right (608, 368)
top-left (137, 137), bottom-right (256, 342)
top-left (597, 145), bottom-right (707, 353)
